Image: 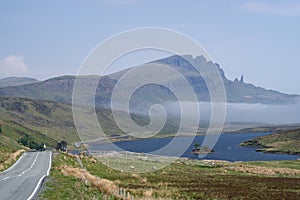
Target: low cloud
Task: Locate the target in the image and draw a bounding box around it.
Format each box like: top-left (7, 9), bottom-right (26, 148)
top-left (0, 55), bottom-right (28, 78)
top-left (165, 101), bottom-right (300, 125)
top-left (242, 1), bottom-right (300, 16)
top-left (224, 102), bottom-right (300, 124)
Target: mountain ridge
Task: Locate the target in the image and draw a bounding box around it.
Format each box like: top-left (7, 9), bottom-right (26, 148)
top-left (0, 77), bottom-right (39, 88)
top-left (0, 55), bottom-right (298, 106)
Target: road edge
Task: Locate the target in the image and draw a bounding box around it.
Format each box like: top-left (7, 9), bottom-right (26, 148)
top-left (27, 151), bottom-right (52, 200)
top-left (0, 153), bottom-right (25, 174)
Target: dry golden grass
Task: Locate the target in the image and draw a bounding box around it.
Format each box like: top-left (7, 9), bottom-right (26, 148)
top-left (59, 164), bottom-right (172, 200)
top-left (11, 149), bottom-right (25, 160)
top-left (200, 159), bottom-right (300, 176)
top-left (65, 153), bottom-right (77, 158)
top-left (227, 164), bottom-right (300, 176)
top-left (0, 149), bottom-right (25, 170)
top-left (131, 173), bottom-right (147, 184)
top-left (89, 157), bottom-right (97, 163)
top-left (60, 165), bottom-right (117, 195)
top-left (143, 189), bottom-right (153, 199)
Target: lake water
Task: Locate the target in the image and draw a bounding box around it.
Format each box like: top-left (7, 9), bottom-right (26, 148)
top-left (90, 132), bottom-right (299, 162)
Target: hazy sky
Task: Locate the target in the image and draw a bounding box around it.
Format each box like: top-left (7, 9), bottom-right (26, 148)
top-left (0, 0), bottom-right (300, 94)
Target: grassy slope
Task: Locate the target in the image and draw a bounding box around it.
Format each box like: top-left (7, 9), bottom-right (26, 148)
top-left (0, 96), bottom-right (77, 170)
top-left (0, 96), bottom-right (182, 146)
top-left (1, 121), bottom-right (57, 147)
top-left (0, 96), bottom-right (132, 145)
top-left (241, 129), bottom-right (300, 154)
top-left (40, 153), bottom-right (300, 200)
top-left (0, 118), bottom-right (25, 171)
top-left (0, 134), bottom-right (24, 171)
top-left (0, 96), bottom-right (78, 144)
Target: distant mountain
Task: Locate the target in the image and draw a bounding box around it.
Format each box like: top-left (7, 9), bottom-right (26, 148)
top-left (0, 75), bottom-right (115, 107)
top-left (0, 55), bottom-right (298, 107)
top-left (147, 55), bottom-right (299, 104)
top-left (0, 77), bottom-right (39, 88)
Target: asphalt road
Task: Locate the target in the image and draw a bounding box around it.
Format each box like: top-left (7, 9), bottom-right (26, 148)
top-left (0, 151), bottom-right (52, 200)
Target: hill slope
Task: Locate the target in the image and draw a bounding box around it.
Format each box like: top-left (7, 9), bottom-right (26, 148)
top-left (241, 129), bottom-right (300, 154)
top-left (0, 96), bottom-right (78, 144)
top-left (0, 96), bottom-right (182, 145)
top-left (0, 127), bottom-right (25, 170)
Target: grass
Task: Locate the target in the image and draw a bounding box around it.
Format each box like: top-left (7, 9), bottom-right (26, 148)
top-left (0, 118), bottom-right (26, 171)
top-left (0, 133), bottom-right (25, 171)
top-left (0, 120), bottom-right (57, 147)
top-left (39, 153), bottom-right (116, 200)
top-left (246, 160), bottom-right (300, 170)
top-left (241, 129), bottom-right (300, 154)
top-left (40, 153), bottom-right (300, 200)
top-left (60, 165), bottom-right (117, 195)
top-left (0, 96), bottom-right (170, 146)
top-left (0, 96), bottom-right (189, 147)
top-left (0, 96), bottom-right (79, 144)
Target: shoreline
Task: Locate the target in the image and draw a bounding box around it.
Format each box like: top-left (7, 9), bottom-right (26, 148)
top-left (84, 130), bottom-right (273, 145)
top-left (71, 132), bottom-right (300, 160)
top-left (241, 144), bottom-right (300, 156)
top-left (75, 127), bottom-right (279, 147)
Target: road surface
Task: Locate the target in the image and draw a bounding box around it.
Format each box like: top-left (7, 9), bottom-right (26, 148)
top-left (0, 151), bottom-right (52, 200)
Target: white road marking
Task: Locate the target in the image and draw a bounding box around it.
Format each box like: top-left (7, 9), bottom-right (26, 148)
top-left (27, 151), bottom-right (52, 200)
top-left (46, 151), bottom-right (52, 176)
top-left (0, 153), bottom-right (25, 174)
top-left (17, 152), bottom-right (40, 177)
top-left (0, 177), bottom-right (10, 182)
top-left (0, 151), bottom-right (52, 199)
top-left (0, 152), bottom-right (40, 182)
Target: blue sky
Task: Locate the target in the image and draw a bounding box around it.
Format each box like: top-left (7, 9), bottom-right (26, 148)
top-left (0, 0), bottom-right (300, 94)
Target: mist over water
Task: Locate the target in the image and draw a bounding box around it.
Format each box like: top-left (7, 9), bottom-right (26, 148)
top-left (165, 101), bottom-right (300, 125)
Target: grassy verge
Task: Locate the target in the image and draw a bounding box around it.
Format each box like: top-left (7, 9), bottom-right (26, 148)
top-left (0, 134), bottom-right (25, 171)
top-left (39, 153), bottom-right (118, 200)
top-left (40, 153), bottom-right (300, 200)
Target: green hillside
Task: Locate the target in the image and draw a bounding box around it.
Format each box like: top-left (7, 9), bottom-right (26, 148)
top-left (0, 133), bottom-right (24, 170)
top-left (0, 118), bottom-right (24, 170)
top-left (0, 96), bottom-right (79, 170)
top-left (241, 129), bottom-right (300, 154)
top-left (0, 96), bottom-right (78, 144)
top-left (0, 96), bottom-right (181, 148)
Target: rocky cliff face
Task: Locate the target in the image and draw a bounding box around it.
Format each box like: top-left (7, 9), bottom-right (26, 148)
top-left (148, 55), bottom-right (298, 104)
